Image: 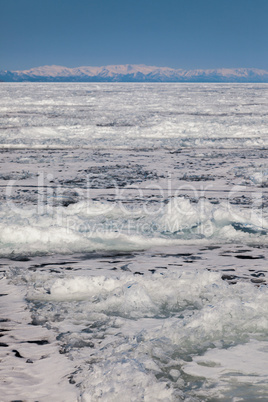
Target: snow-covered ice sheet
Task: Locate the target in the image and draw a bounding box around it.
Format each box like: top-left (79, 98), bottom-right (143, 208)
top-left (0, 83), bottom-right (268, 150)
top-left (0, 83), bottom-right (268, 401)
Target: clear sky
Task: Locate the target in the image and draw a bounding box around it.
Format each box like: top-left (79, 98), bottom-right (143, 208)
top-left (1, 0), bottom-right (267, 71)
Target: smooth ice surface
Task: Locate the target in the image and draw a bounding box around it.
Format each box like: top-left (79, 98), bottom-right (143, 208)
top-left (0, 277), bottom-right (78, 402)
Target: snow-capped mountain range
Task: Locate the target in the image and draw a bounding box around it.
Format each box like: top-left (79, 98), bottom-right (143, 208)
top-left (1, 64), bottom-right (268, 82)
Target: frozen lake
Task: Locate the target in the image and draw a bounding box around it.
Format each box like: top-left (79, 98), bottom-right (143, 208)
top-left (0, 83), bottom-right (268, 401)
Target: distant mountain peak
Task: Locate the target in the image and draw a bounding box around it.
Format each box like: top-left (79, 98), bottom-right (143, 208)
top-left (1, 64), bottom-right (268, 82)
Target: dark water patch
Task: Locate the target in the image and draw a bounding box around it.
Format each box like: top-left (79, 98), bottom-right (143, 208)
top-left (108, 260), bottom-right (127, 264)
top-left (221, 268), bottom-right (235, 272)
top-left (9, 255), bottom-right (31, 262)
top-left (27, 339), bottom-right (49, 345)
top-left (222, 274), bottom-right (238, 281)
top-left (251, 272), bottom-right (265, 278)
top-left (31, 261), bottom-right (77, 269)
top-left (235, 255), bottom-right (265, 260)
top-left (69, 375), bottom-right (76, 384)
top-left (0, 342), bottom-right (8, 347)
top-left (13, 349), bottom-right (24, 358)
top-left (251, 278), bottom-right (266, 284)
top-left (219, 254), bottom-right (232, 257)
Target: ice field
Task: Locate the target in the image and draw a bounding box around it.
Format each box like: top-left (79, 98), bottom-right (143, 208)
top-left (0, 83), bottom-right (268, 401)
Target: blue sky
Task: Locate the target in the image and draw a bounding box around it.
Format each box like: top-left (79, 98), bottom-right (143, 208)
top-left (1, 0), bottom-right (267, 70)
